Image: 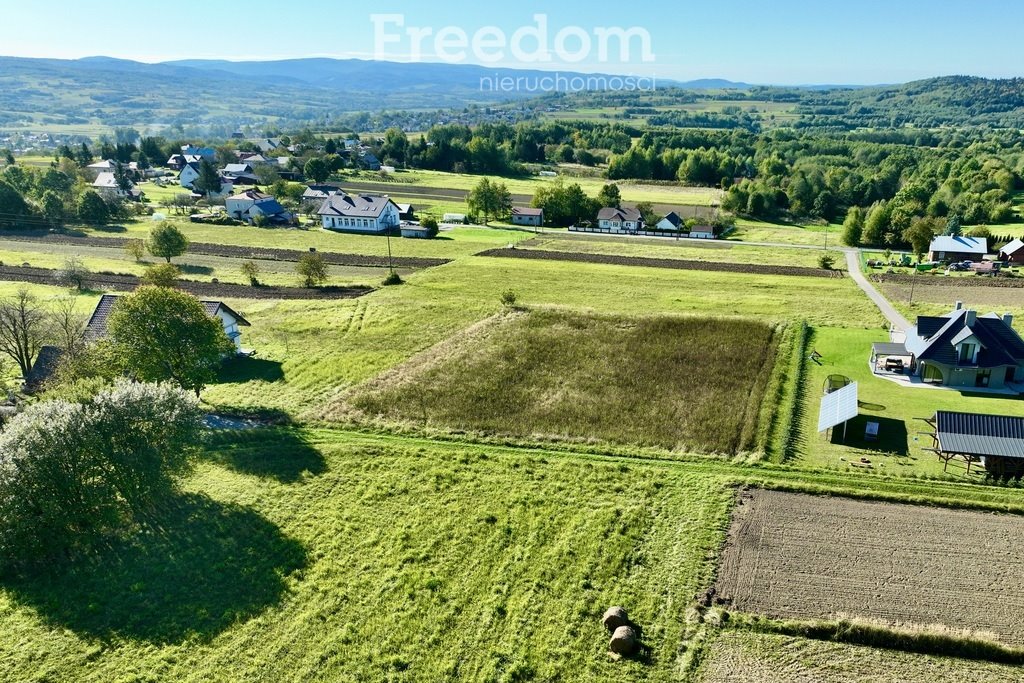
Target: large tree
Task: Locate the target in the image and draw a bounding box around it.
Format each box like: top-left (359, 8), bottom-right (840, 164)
top-left (147, 222), bottom-right (189, 263)
top-left (596, 183), bottom-right (622, 209)
top-left (467, 178), bottom-right (512, 224)
top-left (841, 206), bottom-right (865, 247)
top-left (0, 289), bottom-right (48, 379)
top-left (107, 287), bottom-right (235, 394)
top-left (193, 159), bottom-right (222, 196)
top-left (303, 157), bottom-right (331, 184)
top-left (77, 190), bottom-right (110, 224)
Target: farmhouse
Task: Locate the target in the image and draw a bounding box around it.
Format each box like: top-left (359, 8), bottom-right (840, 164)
top-left (895, 303), bottom-right (1024, 389)
top-left (924, 411), bottom-right (1024, 477)
top-left (92, 172), bottom-right (143, 201)
top-left (225, 189), bottom-right (293, 224)
top-left (85, 294), bottom-right (251, 351)
top-left (511, 207), bottom-right (544, 227)
top-left (928, 235), bottom-right (987, 262)
top-left (221, 163), bottom-right (254, 179)
top-left (999, 238), bottom-right (1024, 264)
top-left (597, 207), bottom-right (643, 232)
top-left (318, 193), bottom-right (400, 234)
top-left (86, 159), bottom-right (118, 175)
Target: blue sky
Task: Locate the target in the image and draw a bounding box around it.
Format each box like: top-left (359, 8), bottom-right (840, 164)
top-left (3, 0), bottom-right (1022, 84)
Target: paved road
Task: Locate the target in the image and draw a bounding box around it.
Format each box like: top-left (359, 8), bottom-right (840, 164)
top-left (844, 249), bottom-right (911, 332)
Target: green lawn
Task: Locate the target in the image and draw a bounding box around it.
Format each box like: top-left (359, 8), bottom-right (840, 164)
top-left (728, 219), bottom-right (838, 247)
top-left (796, 327), bottom-right (1024, 478)
top-left (0, 429), bottom-right (734, 682)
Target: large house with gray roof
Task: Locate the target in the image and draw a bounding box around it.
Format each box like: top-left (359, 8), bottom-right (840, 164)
top-left (318, 193), bottom-right (401, 234)
top-left (901, 303), bottom-right (1024, 389)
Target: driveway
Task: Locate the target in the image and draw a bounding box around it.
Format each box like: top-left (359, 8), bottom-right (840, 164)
top-left (844, 249), bottom-right (911, 332)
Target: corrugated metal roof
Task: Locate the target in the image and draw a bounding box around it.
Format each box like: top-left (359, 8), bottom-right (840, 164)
top-left (935, 411), bottom-right (1024, 459)
top-left (929, 235), bottom-right (987, 254)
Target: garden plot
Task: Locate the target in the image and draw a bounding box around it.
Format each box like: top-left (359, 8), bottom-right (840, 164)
top-left (715, 489), bottom-right (1024, 645)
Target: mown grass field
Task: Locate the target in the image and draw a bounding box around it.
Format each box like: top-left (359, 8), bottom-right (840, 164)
top-left (0, 429), bottom-right (735, 682)
top-left (341, 309), bottom-right (781, 454)
top-left (695, 631), bottom-right (1024, 683)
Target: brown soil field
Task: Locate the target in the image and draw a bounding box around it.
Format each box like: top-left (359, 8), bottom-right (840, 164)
top-left (879, 281), bottom-right (1024, 313)
top-left (872, 273), bottom-right (1024, 289)
top-left (0, 264), bottom-right (371, 300)
top-left (697, 631), bottom-right (1024, 683)
top-left (715, 489), bottom-right (1024, 645)
top-left (476, 247), bottom-right (843, 278)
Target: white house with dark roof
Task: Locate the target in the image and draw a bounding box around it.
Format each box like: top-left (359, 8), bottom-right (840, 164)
top-left (318, 193), bottom-right (400, 234)
top-left (597, 207), bottom-right (643, 232)
top-left (178, 162), bottom-right (201, 188)
top-left (225, 189), bottom-right (293, 224)
top-left (92, 171), bottom-right (143, 201)
top-left (85, 294), bottom-right (251, 352)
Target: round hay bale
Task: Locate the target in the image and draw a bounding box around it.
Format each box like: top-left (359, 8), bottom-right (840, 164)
top-left (609, 625), bottom-right (638, 656)
top-left (602, 606), bottom-right (629, 632)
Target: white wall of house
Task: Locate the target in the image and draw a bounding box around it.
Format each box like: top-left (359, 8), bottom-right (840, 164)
top-left (322, 203), bottom-right (399, 234)
top-left (225, 196), bottom-right (256, 220)
top-left (690, 228), bottom-right (715, 239)
top-left (178, 165), bottom-right (200, 188)
top-left (214, 310), bottom-right (243, 350)
top-left (598, 219), bottom-right (639, 232)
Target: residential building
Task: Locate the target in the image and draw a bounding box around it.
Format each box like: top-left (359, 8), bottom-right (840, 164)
top-left (221, 163), bottom-right (255, 179)
top-left (396, 203), bottom-right (416, 221)
top-left (656, 211), bottom-right (683, 231)
top-left (225, 189), bottom-right (293, 224)
top-left (689, 225), bottom-right (716, 239)
top-left (511, 207), bottom-right (544, 227)
top-left (928, 235), bottom-right (988, 262)
top-left (92, 172), bottom-right (143, 201)
top-left (597, 207), bottom-right (643, 232)
top-left (85, 294), bottom-right (251, 352)
top-left (999, 238), bottom-right (1024, 264)
top-left (901, 303), bottom-right (1024, 389)
top-left (318, 194), bottom-right (401, 234)
top-left (181, 145), bottom-right (215, 160)
top-left (302, 185), bottom-right (340, 201)
top-left (178, 162), bottom-right (201, 189)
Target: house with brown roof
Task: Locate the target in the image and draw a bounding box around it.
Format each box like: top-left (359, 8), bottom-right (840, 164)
top-left (511, 207), bottom-right (544, 227)
top-left (597, 207), bottom-right (643, 232)
top-left (318, 193), bottom-right (401, 234)
top-left (86, 294), bottom-right (251, 352)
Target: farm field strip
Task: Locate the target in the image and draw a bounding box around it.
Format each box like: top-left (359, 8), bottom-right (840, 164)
top-left (476, 246), bottom-right (844, 278)
top-left (695, 631), bottom-right (1024, 683)
top-left (715, 489), bottom-right (1024, 645)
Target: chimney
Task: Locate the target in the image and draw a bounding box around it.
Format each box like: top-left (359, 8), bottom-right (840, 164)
top-left (1004, 313), bottom-right (1014, 328)
top-left (955, 301), bottom-right (963, 310)
top-left (966, 310), bottom-right (977, 326)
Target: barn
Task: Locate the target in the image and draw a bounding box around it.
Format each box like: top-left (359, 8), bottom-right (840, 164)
top-left (923, 410), bottom-right (1024, 478)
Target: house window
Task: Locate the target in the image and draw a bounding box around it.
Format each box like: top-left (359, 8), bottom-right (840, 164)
top-left (976, 369), bottom-right (992, 388)
top-left (959, 343), bottom-right (977, 365)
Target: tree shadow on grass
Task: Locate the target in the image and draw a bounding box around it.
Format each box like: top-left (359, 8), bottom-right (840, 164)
top-left (218, 356), bottom-right (285, 384)
top-left (178, 263), bottom-right (215, 276)
top-left (208, 428), bottom-right (326, 482)
top-left (93, 224), bottom-right (128, 233)
top-left (2, 493), bottom-right (306, 644)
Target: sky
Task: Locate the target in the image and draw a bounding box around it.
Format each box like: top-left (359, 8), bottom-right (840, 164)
top-left (2, 0), bottom-right (1022, 84)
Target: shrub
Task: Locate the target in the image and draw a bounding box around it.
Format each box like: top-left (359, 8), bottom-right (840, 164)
top-left (0, 381), bottom-right (202, 573)
top-left (296, 252), bottom-right (328, 288)
top-left (141, 263), bottom-right (181, 288)
top-left (240, 260), bottom-right (261, 286)
top-left (500, 290), bottom-right (518, 307)
top-left (818, 253), bottom-right (836, 270)
top-left (125, 239), bottom-right (146, 262)
top-left (383, 270), bottom-right (404, 286)
top-left (53, 257), bottom-right (89, 291)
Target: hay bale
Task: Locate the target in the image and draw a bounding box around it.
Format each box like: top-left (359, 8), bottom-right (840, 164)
top-left (609, 625), bottom-right (638, 656)
top-left (602, 606), bottom-right (630, 632)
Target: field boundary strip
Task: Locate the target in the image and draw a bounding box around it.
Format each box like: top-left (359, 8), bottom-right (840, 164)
top-left (476, 247), bottom-right (845, 278)
top-left (0, 264), bottom-right (373, 300)
top-left (0, 232), bottom-right (450, 269)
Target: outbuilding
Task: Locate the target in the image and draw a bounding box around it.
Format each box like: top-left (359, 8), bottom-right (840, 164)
top-left (511, 207), bottom-right (544, 227)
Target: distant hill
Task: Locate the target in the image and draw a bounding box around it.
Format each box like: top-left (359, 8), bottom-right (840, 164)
top-left (0, 56), bottom-right (1021, 134)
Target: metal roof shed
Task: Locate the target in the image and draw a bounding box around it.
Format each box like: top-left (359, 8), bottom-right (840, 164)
top-left (922, 411), bottom-right (1024, 477)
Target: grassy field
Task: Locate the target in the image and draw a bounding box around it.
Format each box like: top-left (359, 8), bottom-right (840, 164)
top-left (728, 219), bottom-right (837, 247)
top-left (695, 631), bottom-right (1024, 682)
top-left (340, 309), bottom-right (782, 454)
top-left (202, 256), bottom-right (883, 419)
top-left (0, 429), bottom-right (734, 682)
top-left (518, 232), bottom-right (845, 269)
top-left (372, 168), bottom-right (725, 207)
top-left (795, 327), bottom-right (1024, 478)
top-left (77, 220), bottom-right (533, 259)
